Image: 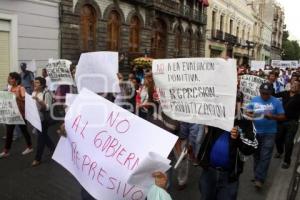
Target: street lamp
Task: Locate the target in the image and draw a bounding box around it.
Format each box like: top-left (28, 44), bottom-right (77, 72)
top-left (246, 40), bottom-right (255, 65)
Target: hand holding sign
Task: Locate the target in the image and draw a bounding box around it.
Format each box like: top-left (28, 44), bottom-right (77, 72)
top-left (52, 88), bottom-right (177, 200)
top-left (152, 58), bottom-right (237, 131)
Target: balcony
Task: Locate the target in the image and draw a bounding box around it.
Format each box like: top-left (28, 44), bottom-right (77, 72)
top-left (192, 9), bottom-right (207, 24)
top-left (224, 33), bottom-right (237, 45)
top-left (146, 0), bottom-right (180, 15)
top-left (212, 29), bottom-right (224, 41)
top-left (128, 0), bottom-right (147, 4)
top-left (181, 5), bottom-right (192, 18)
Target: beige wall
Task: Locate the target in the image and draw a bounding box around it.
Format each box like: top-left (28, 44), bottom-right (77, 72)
top-left (205, 0), bottom-right (255, 61)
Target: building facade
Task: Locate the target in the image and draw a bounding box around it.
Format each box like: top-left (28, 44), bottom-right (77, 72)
top-left (0, 0), bottom-right (60, 89)
top-left (248, 0), bottom-right (284, 64)
top-left (60, 0), bottom-right (207, 74)
top-left (271, 3), bottom-right (284, 60)
top-left (205, 0), bottom-right (255, 65)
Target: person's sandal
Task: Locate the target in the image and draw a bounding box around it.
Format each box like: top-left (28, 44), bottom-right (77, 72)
top-left (31, 160), bottom-right (41, 167)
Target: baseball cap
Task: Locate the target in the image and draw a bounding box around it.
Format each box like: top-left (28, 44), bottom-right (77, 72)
top-left (259, 83), bottom-right (273, 94)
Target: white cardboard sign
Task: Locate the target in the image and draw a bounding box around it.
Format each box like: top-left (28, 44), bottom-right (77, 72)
top-left (271, 60), bottom-right (299, 69)
top-left (251, 61), bottom-right (265, 71)
top-left (25, 93), bottom-right (42, 132)
top-left (152, 58), bottom-right (237, 131)
top-left (46, 59), bottom-right (74, 85)
top-left (52, 88), bottom-right (177, 200)
top-left (75, 52), bottom-right (120, 93)
top-left (0, 91), bottom-right (25, 125)
top-left (240, 75), bottom-right (266, 104)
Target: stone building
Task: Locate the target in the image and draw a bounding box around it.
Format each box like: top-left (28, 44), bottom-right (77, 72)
top-left (205, 0), bottom-right (255, 65)
top-left (271, 3), bottom-right (284, 60)
top-left (60, 0), bottom-right (208, 74)
top-left (0, 0), bottom-right (60, 89)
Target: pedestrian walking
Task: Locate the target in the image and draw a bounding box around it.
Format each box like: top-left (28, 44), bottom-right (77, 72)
top-left (274, 79), bottom-right (300, 169)
top-left (246, 82), bottom-right (285, 189)
top-left (0, 72), bottom-right (33, 158)
top-left (31, 77), bottom-right (55, 166)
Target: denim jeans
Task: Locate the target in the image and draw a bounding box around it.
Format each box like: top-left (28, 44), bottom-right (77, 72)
top-left (35, 121), bottom-right (55, 161)
top-left (275, 120), bottom-right (299, 164)
top-left (179, 122), bottom-right (205, 157)
top-left (253, 134), bottom-right (275, 182)
top-left (199, 168), bottom-right (239, 200)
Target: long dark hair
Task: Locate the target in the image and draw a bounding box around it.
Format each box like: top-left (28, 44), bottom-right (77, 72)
top-left (9, 72), bottom-right (21, 85)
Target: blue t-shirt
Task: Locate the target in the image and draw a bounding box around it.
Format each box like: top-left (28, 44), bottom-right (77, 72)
top-left (210, 131), bottom-right (230, 169)
top-left (247, 96), bottom-right (284, 134)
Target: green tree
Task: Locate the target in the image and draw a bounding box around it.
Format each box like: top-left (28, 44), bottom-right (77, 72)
top-left (282, 30), bottom-right (300, 60)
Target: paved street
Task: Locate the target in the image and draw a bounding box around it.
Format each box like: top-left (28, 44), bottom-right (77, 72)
top-left (0, 123), bottom-right (299, 200)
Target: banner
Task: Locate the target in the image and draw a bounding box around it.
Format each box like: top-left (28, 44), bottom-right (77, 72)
top-left (75, 51), bottom-right (120, 93)
top-left (271, 60), bottom-right (299, 69)
top-left (46, 59), bottom-right (74, 85)
top-left (251, 61), bottom-right (265, 71)
top-left (240, 75), bottom-right (266, 104)
top-left (152, 58), bottom-right (237, 131)
top-left (25, 93), bottom-right (42, 132)
top-left (0, 91), bottom-right (25, 125)
top-left (52, 88), bottom-right (178, 200)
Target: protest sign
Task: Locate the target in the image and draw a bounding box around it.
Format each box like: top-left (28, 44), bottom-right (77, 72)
top-left (240, 75), bottom-right (266, 104)
top-left (25, 93), bottom-right (42, 132)
top-left (0, 91), bottom-right (25, 125)
top-left (127, 152), bottom-right (171, 189)
top-left (52, 88), bottom-right (177, 200)
top-left (152, 58), bottom-right (237, 131)
top-left (46, 59), bottom-right (74, 85)
top-left (75, 51), bottom-right (120, 93)
top-left (65, 93), bottom-right (78, 107)
top-left (271, 60), bottom-right (299, 69)
top-left (251, 61), bottom-right (265, 71)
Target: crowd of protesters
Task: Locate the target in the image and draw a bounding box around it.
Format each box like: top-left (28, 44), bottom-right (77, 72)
top-left (1, 60), bottom-right (300, 200)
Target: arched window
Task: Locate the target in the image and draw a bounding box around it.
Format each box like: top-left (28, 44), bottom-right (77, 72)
top-left (175, 26), bottom-right (182, 57)
top-left (151, 18), bottom-right (167, 58)
top-left (80, 4), bottom-right (97, 52)
top-left (107, 10), bottom-right (121, 51)
top-left (129, 16), bottom-right (140, 52)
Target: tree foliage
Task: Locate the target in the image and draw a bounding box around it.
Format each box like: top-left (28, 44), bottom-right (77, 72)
top-left (282, 30), bottom-right (300, 60)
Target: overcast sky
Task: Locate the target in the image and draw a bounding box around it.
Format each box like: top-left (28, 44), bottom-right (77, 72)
top-left (277, 0), bottom-right (300, 41)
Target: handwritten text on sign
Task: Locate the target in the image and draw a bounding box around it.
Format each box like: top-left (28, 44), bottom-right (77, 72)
top-left (0, 91), bottom-right (25, 125)
top-left (240, 75), bottom-right (266, 104)
top-left (153, 58), bottom-right (237, 131)
top-left (52, 89), bottom-right (177, 200)
top-left (46, 59), bottom-right (73, 85)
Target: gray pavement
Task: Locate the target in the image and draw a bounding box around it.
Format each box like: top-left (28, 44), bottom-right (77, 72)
top-left (0, 123), bottom-right (299, 200)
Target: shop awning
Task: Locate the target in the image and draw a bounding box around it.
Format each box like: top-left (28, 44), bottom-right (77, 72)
top-left (210, 45), bottom-right (224, 51)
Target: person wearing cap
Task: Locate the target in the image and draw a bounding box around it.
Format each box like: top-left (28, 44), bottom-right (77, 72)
top-left (246, 82), bottom-right (285, 189)
top-left (20, 62), bottom-right (34, 94)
